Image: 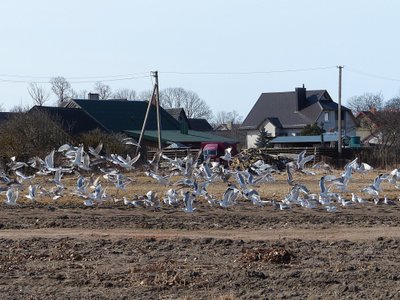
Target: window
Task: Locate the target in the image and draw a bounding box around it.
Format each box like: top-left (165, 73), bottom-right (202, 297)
top-left (324, 112), bottom-right (329, 122)
top-left (205, 150), bottom-right (217, 155)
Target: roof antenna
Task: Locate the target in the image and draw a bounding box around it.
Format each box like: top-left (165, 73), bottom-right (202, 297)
top-left (302, 84), bottom-right (305, 88)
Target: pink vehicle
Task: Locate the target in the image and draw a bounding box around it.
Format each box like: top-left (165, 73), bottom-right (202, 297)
top-left (201, 142), bottom-right (238, 163)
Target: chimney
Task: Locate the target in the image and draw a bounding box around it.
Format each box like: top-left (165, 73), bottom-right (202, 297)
top-left (295, 86), bottom-right (307, 111)
top-left (88, 93), bottom-right (100, 100)
top-left (226, 121), bottom-right (232, 130)
top-left (180, 120), bottom-right (189, 135)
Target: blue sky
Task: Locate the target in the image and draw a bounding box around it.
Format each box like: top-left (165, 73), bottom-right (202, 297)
top-left (1, 0), bottom-right (399, 117)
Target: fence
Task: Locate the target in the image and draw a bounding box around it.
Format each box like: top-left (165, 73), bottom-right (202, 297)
top-left (148, 146), bottom-right (400, 169)
top-left (257, 147), bottom-right (399, 169)
top-left (148, 148), bottom-right (200, 160)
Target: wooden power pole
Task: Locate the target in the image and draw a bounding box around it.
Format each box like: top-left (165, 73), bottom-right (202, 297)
top-left (337, 66), bottom-right (343, 155)
top-left (153, 71), bottom-right (162, 151)
top-left (136, 71), bottom-right (162, 154)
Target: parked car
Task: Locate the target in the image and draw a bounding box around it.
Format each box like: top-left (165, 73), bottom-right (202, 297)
top-left (201, 142), bottom-right (238, 163)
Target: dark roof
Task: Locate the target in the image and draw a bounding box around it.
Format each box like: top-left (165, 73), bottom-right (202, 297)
top-left (266, 117), bottom-right (283, 128)
top-left (165, 108), bottom-right (187, 121)
top-left (0, 112), bottom-right (18, 123)
top-left (30, 106), bottom-right (106, 135)
top-left (241, 88), bottom-right (351, 130)
top-left (67, 100), bottom-right (180, 132)
top-left (188, 118), bottom-right (213, 131)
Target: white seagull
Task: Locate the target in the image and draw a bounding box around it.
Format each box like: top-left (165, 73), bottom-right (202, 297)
top-left (5, 188), bottom-right (18, 206)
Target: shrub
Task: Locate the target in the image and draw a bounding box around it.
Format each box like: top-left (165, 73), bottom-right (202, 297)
top-left (77, 129), bottom-right (134, 156)
top-left (0, 110), bottom-right (69, 160)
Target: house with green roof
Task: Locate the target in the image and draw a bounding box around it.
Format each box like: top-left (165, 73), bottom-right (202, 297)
top-left (62, 97), bottom-right (237, 149)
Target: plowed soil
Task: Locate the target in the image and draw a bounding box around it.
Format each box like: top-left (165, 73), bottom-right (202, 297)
top-left (0, 171), bottom-right (399, 299)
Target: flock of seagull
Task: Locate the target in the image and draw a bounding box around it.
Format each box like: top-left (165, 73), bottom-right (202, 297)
top-left (1, 140), bottom-right (400, 213)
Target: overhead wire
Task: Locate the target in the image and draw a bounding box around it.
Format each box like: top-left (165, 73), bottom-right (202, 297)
top-left (0, 66), bottom-right (337, 84)
top-left (160, 66), bottom-right (337, 75)
top-left (0, 71), bottom-right (150, 80)
top-left (345, 67), bottom-right (400, 83)
top-left (5, 66), bottom-right (399, 86)
top-left (0, 74), bottom-right (152, 84)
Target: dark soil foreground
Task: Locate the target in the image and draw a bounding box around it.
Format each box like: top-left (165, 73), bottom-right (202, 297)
top-left (0, 204), bottom-right (399, 299)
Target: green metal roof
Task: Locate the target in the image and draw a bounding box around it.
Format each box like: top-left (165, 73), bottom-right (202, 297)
top-left (126, 130), bottom-right (237, 144)
top-left (270, 133), bottom-right (339, 143)
top-left (71, 100), bottom-right (180, 132)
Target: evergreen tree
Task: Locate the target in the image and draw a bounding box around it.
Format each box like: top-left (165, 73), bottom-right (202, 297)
top-left (255, 128), bottom-right (271, 148)
top-left (301, 122), bottom-right (324, 136)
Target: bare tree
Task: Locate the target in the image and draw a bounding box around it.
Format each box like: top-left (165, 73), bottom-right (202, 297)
top-left (179, 90), bottom-right (211, 119)
top-left (138, 90), bottom-right (154, 101)
top-left (161, 87), bottom-right (187, 108)
top-left (50, 77), bottom-right (72, 106)
top-left (113, 88), bottom-right (137, 100)
top-left (160, 87), bottom-right (212, 119)
top-left (27, 83), bottom-right (50, 106)
top-left (64, 89), bottom-right (87, 99)
top-left (69, 89), bottom-right (79, 100)
top-left (357, 97), bottom-right (400, 167)
top-left (10, 104), bottom-right (31, 113)
top-left (346, 92), bottom-right (384, 114)
top-left (75, 89), bottom-right (88, 99)
top-left (385, 96), bottom-right (400, 111)
top-left (212, 110), bottom-right (243, 127)
top-left (94, 82), bottom-right (112, 100)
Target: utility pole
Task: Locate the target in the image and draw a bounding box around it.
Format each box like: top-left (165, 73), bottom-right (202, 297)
top-left (337, 66), bottom-right (343, 155)
top-left (152, 71), bottom-right (162, 151)
top-left (135, 71), bottom-right (162, 155)
top-left (135, 88), bottom-right (156, 155)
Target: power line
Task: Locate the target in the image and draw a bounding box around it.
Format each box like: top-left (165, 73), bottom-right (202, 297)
top-left (2, 65), bottom-right (400, 84)
top-left (0, 74), bottom-right (152, 84)
top-left (346, 67), bottom-right (400, 82)
top-left (0, 66), bottom-right (337, 85)
top-left (0, 71), bottom-right (150, 80)
top-left (160, 66), bottom-right (337, 75)
top-left (69, 75), bottom-right (151, 84)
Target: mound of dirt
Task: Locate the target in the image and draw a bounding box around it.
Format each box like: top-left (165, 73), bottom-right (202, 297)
top-left (240, 247), bottom-right (294, 264)
top-left (231, 148), bottom-right (288, 170)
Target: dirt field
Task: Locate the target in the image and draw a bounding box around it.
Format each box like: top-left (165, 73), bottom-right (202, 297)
top-left (0, 170), bottom-right (399, 299)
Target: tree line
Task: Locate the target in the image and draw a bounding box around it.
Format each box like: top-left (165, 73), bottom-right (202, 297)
top-left (27, 77), bottom-right (242, 127)
top-left (345, 92), bottom-right (400, 167)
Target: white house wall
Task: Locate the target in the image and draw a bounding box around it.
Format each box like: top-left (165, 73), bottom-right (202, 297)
top-left (246, 130), bottom-right (261, 148)
top-left (263, 122), bottom-right (276, 136)
top-left (246, 121), bottom-right (278, 148)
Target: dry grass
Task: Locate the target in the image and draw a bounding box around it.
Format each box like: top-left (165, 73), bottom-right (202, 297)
top-left (16, 168), bottom-right (399, 206)
top-left (240, 247), bottom-right (294, 264)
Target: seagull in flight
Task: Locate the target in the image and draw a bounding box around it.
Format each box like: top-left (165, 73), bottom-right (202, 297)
top-left (5, 188), bottom-right (18, 206)
top-left (220, 147), bottom-right (233, 163)
top-left (25, 184), bottom-right (39, 202)
top-left (183, 191), bottom-right (196, 213)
